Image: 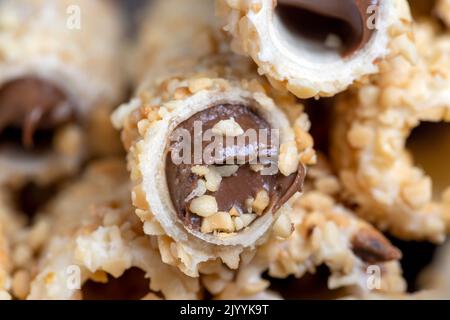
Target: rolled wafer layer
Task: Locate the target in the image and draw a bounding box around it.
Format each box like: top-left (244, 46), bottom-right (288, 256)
top-left (0, 0), bottom-right (125, 188)
top-left (331, 20), bottom-right (450, 242)
top-left (112, 0), bottom-right (315, 277)
top-left (216, 0), bottom-right (412, 98)
top-left (27, 160), bottom-right (200, 300)
top-left (207, 155), bottom-right (405, 299)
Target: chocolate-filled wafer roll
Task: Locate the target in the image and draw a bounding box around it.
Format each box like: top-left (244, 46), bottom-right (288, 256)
top-left (112, 0), bottom-right (315, 277)
top-left (216, 0), bottom-right (412, 98)
top-left (0, 0), bottom-right (125, 188)
top-left (331, 20), bottom-right (450, 242)
top-left (207, 155), bottom-right (404, 299)
top-left (27, 160), bottom-right (200, 300)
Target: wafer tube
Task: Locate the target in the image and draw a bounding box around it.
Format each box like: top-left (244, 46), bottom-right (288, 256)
top-left (0, 0), bottom-right (125, 188)
top-left (27, 160), bottom-right (200, 300)
top-left (216, 0), bottom-right (412, 98)
top-left (331, 17), bottom-right (450, 242)
top-left (112, 0), bottom-right (315, 277)
top-left (207, 155), bottom-right (405, 300)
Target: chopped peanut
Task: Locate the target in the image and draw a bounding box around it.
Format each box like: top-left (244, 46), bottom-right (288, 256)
top-left (211, 117), bottom-right (244, 136)
top-left (252, 190), bottom-right (270, 215)
top-left (189, 195), bottom-right (218, 217)
top-left (201, 212), bottom-right (235, 233)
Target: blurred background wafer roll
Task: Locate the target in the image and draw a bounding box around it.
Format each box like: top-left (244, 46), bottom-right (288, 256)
top-left (216, 0), bottom-right (412, 98)
top-left (26, 159), bottom-right (200, 300)
top-left (209, 154), bottom-right (405, 300)
top-left (331, 18), bottom-right (450, 242)
top-left (112, 0), bottom-right (315, 277)
top-left (0, 0), bottom-right (126, 189)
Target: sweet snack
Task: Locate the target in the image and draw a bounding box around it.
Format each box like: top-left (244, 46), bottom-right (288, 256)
top-left (27, 159), bottom-right (200, 300)
top-left (216, 0), bottom-right (411, 98)
top-left (0, 0), bottom-right (125, 188)
top-left (2, 0), bottom-right (449, 302)
top-left (331, 15), bottom-right (450, 242)
top-left (210, 155), bottom-right (405, 299)
top-left (112, 0), bottom-right (315, 277)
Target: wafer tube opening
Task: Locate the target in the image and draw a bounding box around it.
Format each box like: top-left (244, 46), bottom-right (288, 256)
top-left (406, 122), bottom-right (450, 200)
top-left (274, 0), bottom-right (378, 59)
top-left (0, 77), bottom-right (76, 152)
top-left (164, 103), bottom-right (305, 239)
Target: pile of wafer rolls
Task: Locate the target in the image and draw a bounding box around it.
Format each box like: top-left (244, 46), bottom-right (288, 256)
top-left (0, 0), bottom-right (449, 300)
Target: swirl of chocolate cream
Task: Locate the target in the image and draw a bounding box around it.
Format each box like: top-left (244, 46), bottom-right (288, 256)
top-left (277, 0), bottom-right (379, 57)
top-left (166, 104), bottom-right (305, 233)
top-left (0, 77), bottom-right (75, 148)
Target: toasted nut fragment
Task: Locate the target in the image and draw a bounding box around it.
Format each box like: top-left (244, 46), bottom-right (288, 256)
top-left (191, 165), bottom-right (209, 176)
top-left (252, 190), bottom-right (270, 215)
top-left (250, 164), bottom-right (264, 172)
top-left (245, 197), bottom-right (254, 213)
top-left (278, 141), bottom-right (299, 176)
top-left (201, 212), bottom-right (235, 233)
top-left (189, 195), bottom-right (218, 217)
top-left (229, 207), bottom-right (240, 217)
top-left (273, 213), bottom-right (293, 239)
top-left (205, 168), bottom-right (222, 192)
top-left (211, 117), bottom-right (244, 136)
top-left (351, 228), bottom-right (402, 264)
top-left (241, 213), bottom-right (257, 227)
top-left (12, 270), bottom-right (30, 300)
top-left (213, 165), bottom-right (239, 177)
top-left (185, 179), bottom-right (207, 202)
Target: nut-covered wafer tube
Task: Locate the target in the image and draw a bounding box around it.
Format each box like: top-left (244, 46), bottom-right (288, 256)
top-left (216, 0), bottom-right (412, 98)
top-left (0, 0), bottom-right (125, 188)
top-left (112, 0), bottom-right (315, 277)
top-left (331, 20), bottom-right (450, 242)
top-left (27, 160), bottom-right (200, 300)
top-left (208, 155), bottom-right (405, 299)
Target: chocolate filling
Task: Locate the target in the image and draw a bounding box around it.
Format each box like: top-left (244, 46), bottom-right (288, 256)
top-left (276, 0), bottom-right (379, 57)
top-left (165, 104), bottom-right (305, 231)
top-left (0, 77), bottom-right (75, 149)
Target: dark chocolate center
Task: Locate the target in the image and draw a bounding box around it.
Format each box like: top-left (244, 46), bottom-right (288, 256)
top-left (276, 0), bottom-right (379, 57)
top-left (165, 104), bottom-right (305, 231)
top-left (0, 77), bottom-right (75, 149)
